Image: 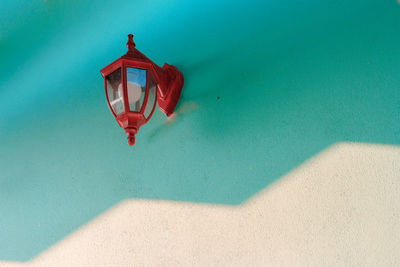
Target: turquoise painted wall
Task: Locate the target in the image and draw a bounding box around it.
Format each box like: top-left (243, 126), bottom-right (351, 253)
top-left (0, 0), bottom-right (399, 261)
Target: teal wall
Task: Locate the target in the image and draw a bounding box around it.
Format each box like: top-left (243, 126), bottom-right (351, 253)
top-left (0, 0), bottom-right (399, 261)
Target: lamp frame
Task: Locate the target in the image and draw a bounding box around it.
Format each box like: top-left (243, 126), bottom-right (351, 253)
top-left (100, 34), bottom-right (183, 146)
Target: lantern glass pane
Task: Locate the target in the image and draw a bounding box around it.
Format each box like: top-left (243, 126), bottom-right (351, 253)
top-left (126, 67), bottom-right (146, 112)
top-left (106, 68), bottom-right (124, 115)
top-left (144, 74), bottom-right (157, 119)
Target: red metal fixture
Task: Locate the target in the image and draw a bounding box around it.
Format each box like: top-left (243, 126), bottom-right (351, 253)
top-left (100, 34), bottom-right (183, 146)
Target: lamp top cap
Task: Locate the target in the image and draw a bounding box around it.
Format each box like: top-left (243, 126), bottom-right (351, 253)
top-left (126, 34), bottom-right (136, 53)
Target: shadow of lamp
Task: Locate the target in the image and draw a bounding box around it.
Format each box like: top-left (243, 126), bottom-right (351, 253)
top-left (100, 34), bottom-right (184, 146)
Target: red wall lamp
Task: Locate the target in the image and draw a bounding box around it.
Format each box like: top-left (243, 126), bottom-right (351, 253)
top-left (100, 34), bottom-right (183, 146)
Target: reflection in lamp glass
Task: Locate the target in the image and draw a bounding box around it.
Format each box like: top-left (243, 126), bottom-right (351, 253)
top-left (126, 67), bottom-right (146, 112)
top-left (106, 68), bottom-right (124, 115)
top-left (144, 74), bottom-right (157, 118)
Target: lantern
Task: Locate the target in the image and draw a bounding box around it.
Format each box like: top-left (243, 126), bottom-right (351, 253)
top-left (100, 34), bottom-right (183, 146)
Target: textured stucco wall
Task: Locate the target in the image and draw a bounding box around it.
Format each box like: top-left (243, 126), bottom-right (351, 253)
top-left (0, 0), bottom-right (399, 263)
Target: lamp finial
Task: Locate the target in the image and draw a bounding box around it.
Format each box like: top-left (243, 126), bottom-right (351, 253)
top-left (126, 34), bottom-right (136, 53)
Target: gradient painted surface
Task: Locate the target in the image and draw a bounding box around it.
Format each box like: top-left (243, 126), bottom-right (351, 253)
top-left (0, 0), bottom-right (399, 261)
